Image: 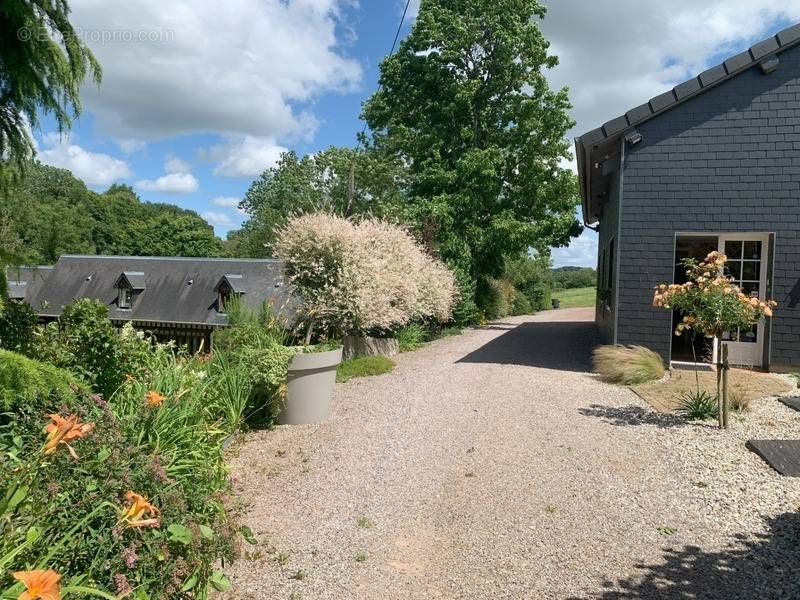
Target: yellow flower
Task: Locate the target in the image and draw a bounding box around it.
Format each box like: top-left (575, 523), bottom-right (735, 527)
top-left (12, 569), bottom-right (61, 600)
top-left (145, 391), bottom-right (166, 407)
top-left (43, 415), bottom-right (94, 459)
top-left (120, 491), bottom-right (161, 528)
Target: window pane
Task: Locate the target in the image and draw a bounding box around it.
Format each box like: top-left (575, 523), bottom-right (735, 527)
top-left (721, 330), bottom-right (737, 342)
top-left (744, 241), bottom-right (761, 260)
top-left (725, 241), bottom-right (742, 259)
top-left (742, 282), bottom-right (760, 296)
top-left (725, 261), bottom-right (741, 280)
top-left (741, 325), bottom-right (758, 344)
top-left (742, 261), bottom-right (760, 281)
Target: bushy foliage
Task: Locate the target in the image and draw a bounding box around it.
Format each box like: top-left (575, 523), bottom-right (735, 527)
top-left (505, 254), bottom-right (553, 312)
top-left (275, 213), bottom-right (457, 336)
top-left (593, 345), bottom-right (666, 385)
top-left (395, 324), bottom-right (427, 352)
top-left (653, 251), bottom-right (776, 338)
top-left (0, 299), bottom-right (38, 354)
top-left (1, 165), bottom-right (222, 263)
top-left (477, 277), bottom-right (516, 320)
top-left (0, 349), bottom-right (241, 599)
top-left (35, 300), bottom-right (155, 399)
top-left (0, 349), bottom-right (82, 413)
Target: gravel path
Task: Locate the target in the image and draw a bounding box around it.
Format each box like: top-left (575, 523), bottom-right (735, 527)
top-left (222, 308), bottom-right (800, 599)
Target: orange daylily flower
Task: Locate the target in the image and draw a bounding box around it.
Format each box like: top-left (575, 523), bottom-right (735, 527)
top-left (120, 491), bottom-right (161, 528)
top-left (43, 415), bottom-right (94, 459)
top-left (144, 391), bottom-right (166, 407)
top-left (12, 569), bottom-right (61, 600)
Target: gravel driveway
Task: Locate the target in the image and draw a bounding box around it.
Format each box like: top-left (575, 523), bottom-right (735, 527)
top-left (223, 308), bottom-right (800, 599)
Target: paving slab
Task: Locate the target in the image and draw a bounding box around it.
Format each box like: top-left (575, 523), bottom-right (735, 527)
top-left (746, 439), bottom-right (800, 476)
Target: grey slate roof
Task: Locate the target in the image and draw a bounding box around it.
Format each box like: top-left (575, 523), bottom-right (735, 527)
top-left (27, 255), bottom-right (293, 327)
top-left (575, 22), bottom-right (800, 224)
top-left (5, 266), bottom-right (54, 301)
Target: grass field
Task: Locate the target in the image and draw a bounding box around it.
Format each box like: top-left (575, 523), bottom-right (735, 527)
top-left (552, 287), bottom-right (596, 309)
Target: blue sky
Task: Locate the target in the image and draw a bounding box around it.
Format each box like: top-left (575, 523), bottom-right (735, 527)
top-left (33, 1), bottom-right (800, 266)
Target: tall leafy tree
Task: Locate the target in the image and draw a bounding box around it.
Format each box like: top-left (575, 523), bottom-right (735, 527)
top-left (363, 0), bottom-right (581, 311)
top-left (0, 0), bottom-right (101, 183)
top-left (232, 146), bottom-right (406, 257)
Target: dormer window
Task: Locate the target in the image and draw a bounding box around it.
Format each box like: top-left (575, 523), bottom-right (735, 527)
top-left (114, 271), bottom-right (146, 310)
top-left (214, 274), bottom-right (244, 313)
top-left (118, 286), bottom-right (133, 309)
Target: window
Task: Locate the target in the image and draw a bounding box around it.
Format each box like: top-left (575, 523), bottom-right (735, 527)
top-left (607, 238), bottom-right (615, 291)
top-left (118, 286), bottom-right (133, 309)
top-left (218, 289), bottom-right (231, 313)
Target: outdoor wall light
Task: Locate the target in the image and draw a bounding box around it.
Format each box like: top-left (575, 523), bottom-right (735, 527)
top-left (624, 130), bottom-right (643, 146)
top-left (760, 56), bottom-right (780, 75)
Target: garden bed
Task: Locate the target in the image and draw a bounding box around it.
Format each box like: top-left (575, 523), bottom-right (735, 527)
top-left (632, 368), bottom-right (793, 413)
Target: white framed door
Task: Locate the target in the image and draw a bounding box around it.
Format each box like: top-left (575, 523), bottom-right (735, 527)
top-left (716, 234), bottom-right (770, 367)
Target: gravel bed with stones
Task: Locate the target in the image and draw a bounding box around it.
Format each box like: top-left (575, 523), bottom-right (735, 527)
top-left (219, 308), bottom-right (800, 600)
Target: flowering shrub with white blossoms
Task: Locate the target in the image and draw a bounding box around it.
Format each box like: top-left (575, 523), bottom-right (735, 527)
top-left (652, 251), bottom-right (776, 339)
top-left (275, 213), bottom-right (457, 336)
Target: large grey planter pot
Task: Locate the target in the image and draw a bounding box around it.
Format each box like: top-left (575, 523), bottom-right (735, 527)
top-left (277, 347), bottom-right (342, 425)
top-left (343, 335), bottom-right (399, 359)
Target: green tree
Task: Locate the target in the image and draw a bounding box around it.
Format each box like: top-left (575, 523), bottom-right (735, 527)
top-left (1, 163), bottom-right (223, 261)
top-left (0, 0), bottom-right (101, 183)
top-left (232, 146), bottom-right (406, 257)
top-left (363, 0), bottom-right (581, 312)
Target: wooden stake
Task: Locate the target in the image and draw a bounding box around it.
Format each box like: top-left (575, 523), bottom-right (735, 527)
top-left (721, 343), bottom-right (730, 429)
top-left (345, 157), bottom-right (355, 217)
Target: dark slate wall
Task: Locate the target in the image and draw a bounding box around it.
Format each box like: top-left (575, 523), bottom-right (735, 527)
top-left (617, 42), bottom-right (800, 369)
top-left (596, 163), bottom-right (621, 344)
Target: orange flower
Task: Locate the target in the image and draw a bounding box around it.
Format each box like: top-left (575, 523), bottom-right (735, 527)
top-left (43, 415), bottom-right (94, 459)
top-left (12, 569), bottom-right (61, 600)
top-left (120, 491), bottom-right (161, 528)
top-left (144, 391), bottom-right (166, 407)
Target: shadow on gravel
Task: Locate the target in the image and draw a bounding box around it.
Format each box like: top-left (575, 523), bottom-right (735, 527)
top-left (458, 320), bottom-right (597, 372)
top-left (585, 511), bottom-right (800, 599)
top-left (578, 404), bottom-right (687, 428)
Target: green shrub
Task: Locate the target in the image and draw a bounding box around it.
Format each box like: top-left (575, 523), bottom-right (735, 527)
top-left (0, 344), bottom-right (243, 599)
top-left (592, 345), bottom-right (666, 385)
top-left (678, 390), bottom-right (719, 420)
top-left (35, 299), bottom-right (155, 399)
top-left (0, 299), bottom-right (38, 355)
top-left (337, 356), bottom-right (395, 382)
top-left (0, 348), bottom-right (82, 413)
top-left (510, 293), bottom-right (533, 316)
top-left (395, 324), bottom-right (426, 352)
top-left (477, 277), bottom-right (516, 319)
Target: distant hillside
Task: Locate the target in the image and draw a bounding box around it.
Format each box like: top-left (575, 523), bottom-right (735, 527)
top-left (549, 266), bottom-right (596, 289)
top-left (0, 163), bottom-right (222, 263)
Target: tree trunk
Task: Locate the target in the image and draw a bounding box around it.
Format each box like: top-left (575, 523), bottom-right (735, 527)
top-left (716, 337), bottom-right (723, 429)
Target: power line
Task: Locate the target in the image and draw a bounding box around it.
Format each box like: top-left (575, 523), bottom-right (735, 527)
top-left (358, 0), bottom-right (413, 142)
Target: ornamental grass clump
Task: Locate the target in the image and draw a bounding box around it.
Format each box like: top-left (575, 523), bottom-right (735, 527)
top-left (593, 344), bottom-right (665, 385)
top-left (652, 251), bottom-right (777, 428)
top-left (275, 213), bottom-right (458, 338)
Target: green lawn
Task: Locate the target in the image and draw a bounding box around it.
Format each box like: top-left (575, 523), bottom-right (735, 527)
top-left (552, 286), bottom-right (596, 309)
top-left (337, 355), bottom-right (396, 382)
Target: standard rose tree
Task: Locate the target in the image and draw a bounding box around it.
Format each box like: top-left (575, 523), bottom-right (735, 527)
top-left (652, 251), bottom-right (777, 428)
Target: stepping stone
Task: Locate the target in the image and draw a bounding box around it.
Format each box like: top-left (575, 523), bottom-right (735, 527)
top-left (746, 440), bottom-right (800, 476)
top-left (779, 396), bottom-right (800, 412)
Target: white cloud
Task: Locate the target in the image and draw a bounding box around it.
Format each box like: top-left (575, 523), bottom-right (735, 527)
top-left (212, 196), bottom-right (240, 208)
top-left (70, 0), bottom-right (362, 143)
top-left (206, 135), bottom-right (288, 178)
top-left (551, 229), bottom-right (598, 268)
top-left (539, 1), bottom-right (800, 147)
top-left (201, 211), bottom-right (235, 227)
top-left (165, 156), bottom-right (191, 174)
top-left (136, 172), bottom-right (199, 194)
top-left (116, 138), bottom-right (146, 154)
top-left (37, 134), bottom-right (131, 187)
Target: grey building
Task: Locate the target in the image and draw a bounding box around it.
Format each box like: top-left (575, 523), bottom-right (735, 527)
top-left (9, 255), bottom-right (292, 352)
top-left (576, 23), bottom-right (800, 371)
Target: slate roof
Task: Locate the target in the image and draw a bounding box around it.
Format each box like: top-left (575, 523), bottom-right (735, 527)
top-left (5, 266), bottom-right (54, 301)
top-left (27, 255), bottom-right (293, 327)
top-left (575, 22), bottom-right (800, 224)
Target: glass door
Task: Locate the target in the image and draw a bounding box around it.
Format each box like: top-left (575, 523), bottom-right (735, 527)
top-left (717, 234), bottom-right (770, 367)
